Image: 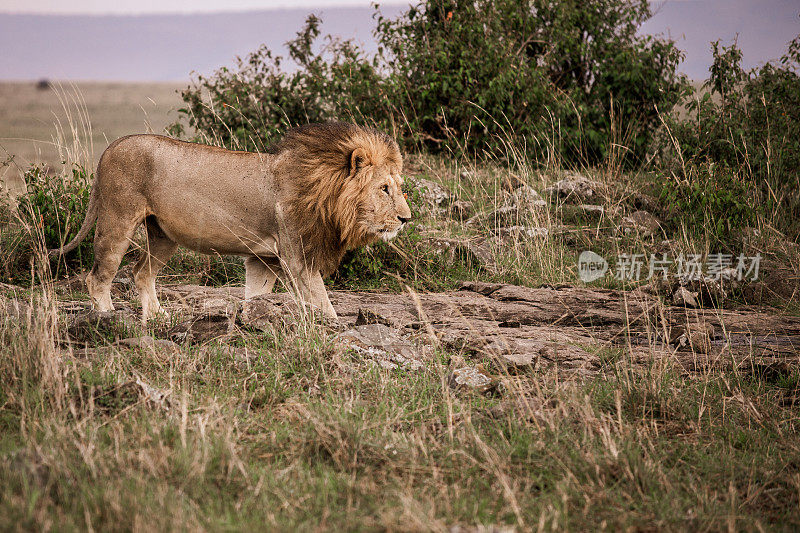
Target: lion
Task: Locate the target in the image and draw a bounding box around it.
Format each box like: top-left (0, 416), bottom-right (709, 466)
top-left (50, 122), bottom-right (411, 321)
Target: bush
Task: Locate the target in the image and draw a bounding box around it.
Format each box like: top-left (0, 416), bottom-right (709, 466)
top-left (660, 35), bottom-right (800, 237)
top-left (168, 14), bottom-right (387, 152)
top-left (657, 162), bottom-right (759, 245)
top-left (172, 0), bottom-right (686, 167)
top-left (376, 0), bottom-right (686, 165)
top-left (1, 166), bottom-right (93, 283)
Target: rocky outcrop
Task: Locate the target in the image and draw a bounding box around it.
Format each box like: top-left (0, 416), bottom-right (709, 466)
top-left (40, 280), bottom-right (800, 381)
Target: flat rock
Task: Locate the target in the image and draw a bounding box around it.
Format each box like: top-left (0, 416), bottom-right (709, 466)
top-left (544, 173), bottom-right (605, 203)
top-left (337, 324), bottom-right (424, 371)
top-left (62, 281), bottom-right (800, 378)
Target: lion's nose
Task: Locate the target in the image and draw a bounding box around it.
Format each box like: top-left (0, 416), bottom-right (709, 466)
top-left (398, 216), bottom-right (411, 224)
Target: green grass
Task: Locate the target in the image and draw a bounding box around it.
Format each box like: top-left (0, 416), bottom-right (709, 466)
top-left (2, 298), bottom-right (800, 531)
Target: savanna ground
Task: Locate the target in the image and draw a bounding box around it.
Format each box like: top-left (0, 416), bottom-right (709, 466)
top-left (1, 76), bottom-right (800, 533)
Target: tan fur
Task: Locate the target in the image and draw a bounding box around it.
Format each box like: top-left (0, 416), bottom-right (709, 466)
top-left (51, 122), bottom-right (411, 321)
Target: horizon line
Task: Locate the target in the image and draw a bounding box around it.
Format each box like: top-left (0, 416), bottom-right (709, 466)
top-left (0, 2), bottom-right (411, 17)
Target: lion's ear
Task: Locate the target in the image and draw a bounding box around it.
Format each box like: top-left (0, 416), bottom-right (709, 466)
top-left (349, 148), bottom-right (370, 175)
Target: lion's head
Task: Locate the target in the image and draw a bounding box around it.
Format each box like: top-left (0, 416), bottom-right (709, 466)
top-left (272, 122), bottom-right (412, 275)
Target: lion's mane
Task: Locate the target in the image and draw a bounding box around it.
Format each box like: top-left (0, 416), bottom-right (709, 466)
top-left (268, 122), bottom-right (403, 276)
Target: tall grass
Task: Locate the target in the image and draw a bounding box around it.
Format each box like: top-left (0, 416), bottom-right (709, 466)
top-left (1, 79), bottom-right (799, 530)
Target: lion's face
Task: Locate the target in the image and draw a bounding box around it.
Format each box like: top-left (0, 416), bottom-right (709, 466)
top-left (359, 165), bottom-right (412, 243)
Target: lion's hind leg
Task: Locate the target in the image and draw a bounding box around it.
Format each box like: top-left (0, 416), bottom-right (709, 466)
top-left (86, 208), bottom-right (143, 313)
top-left (244, 256), bottom-right (282, 299)
top-left (133, 216), bottom-right (177, 321)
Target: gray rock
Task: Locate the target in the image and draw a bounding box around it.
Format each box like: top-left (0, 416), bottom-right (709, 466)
top-left (168, 313), bottom-right (235, 344)
top-left (448, 366), bottom-right (500, 395)
top-left (338, 324), bottom-right (424, 371)
top-left (503, 185), bottom-right (546, 211)
top-left (410, 177), bottom-right (452, 211)
top-left (672, 286), bottom-right (699, 308)
top-left (544, 173), bottom-right (604, 203)
top-left (620, 210), bottom-right (662, 236)
top-left (241, 296), bottom-right (292, 331)
top-left (670, 321), bottom-right (715, 353)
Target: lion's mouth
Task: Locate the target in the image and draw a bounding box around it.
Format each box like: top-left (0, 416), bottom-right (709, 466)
top-left (378, 227), bottom-right (401, 242)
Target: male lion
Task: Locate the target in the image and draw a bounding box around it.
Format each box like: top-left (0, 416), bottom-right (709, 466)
top-left (51, 122), bottom-right (411, 321)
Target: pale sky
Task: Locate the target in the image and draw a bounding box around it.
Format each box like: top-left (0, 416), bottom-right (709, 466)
top-left (0, 0), bottom-right (409, 15)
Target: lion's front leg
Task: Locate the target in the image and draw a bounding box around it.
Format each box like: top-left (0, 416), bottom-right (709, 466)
top-left (285, 265), bottom-right (337, 320)
top-left (303, 268), bottom-right (337, 319)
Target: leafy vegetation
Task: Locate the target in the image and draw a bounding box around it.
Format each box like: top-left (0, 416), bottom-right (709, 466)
top-left (659, 35), bottom-right (800, 240)
top-left (172, 0), bottom-right (686, 167)
top-left (1, 165), bottom-right (93, 283)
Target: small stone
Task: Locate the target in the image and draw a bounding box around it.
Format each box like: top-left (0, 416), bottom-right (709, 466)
top-left (168, 313), bottom-right (234, 344)
top-left (671, 321), bottom-right (714, 353)
top-left (672, 286), bottom-right (699, 308)
top-left (621, 210), bottom-right (662, 236)
top-left (448, 366), bottom-right (500, 395)
top-left (338, 324), bottom-right (423, 371)
top-left (678, 276), bottom-right (725, 307)
top-left (543, 173), bottom-right (604, 203)
top-left (504, 185), bottom-right (546, 211)
top-left (241, 297), bottom-right (291, 331)
top-left (410, 177), bottom-right (452, 211)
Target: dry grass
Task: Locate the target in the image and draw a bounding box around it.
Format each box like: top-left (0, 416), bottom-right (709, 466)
top-left (1, 84), bottom-right (800, 531)
top-left (3, 280), bottom-right (800, 530)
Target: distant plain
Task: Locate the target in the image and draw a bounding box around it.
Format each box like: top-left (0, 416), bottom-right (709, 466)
top-left (0, 81), bottom-right (184, 197)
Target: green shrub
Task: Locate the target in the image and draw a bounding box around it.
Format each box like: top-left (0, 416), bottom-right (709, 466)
top-left (168, 14), bottom-right (387, 151)
top-left (172, 0), bottom-right (686, 167)
top-left (376, 0), bottom-right (686, 165)
top-left (661, 35), bottom-right (800, 237)
top-left (657, 162), bottom-right (759, 245)
top-left (1, 166), bottom-right (93, 283)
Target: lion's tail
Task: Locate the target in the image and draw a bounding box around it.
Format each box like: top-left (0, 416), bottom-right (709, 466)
top-left (47, 181), bottom-right (99, 258)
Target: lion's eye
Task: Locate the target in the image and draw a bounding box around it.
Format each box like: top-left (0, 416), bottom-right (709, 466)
top-left (381, 184), bottom-right (390, 194)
